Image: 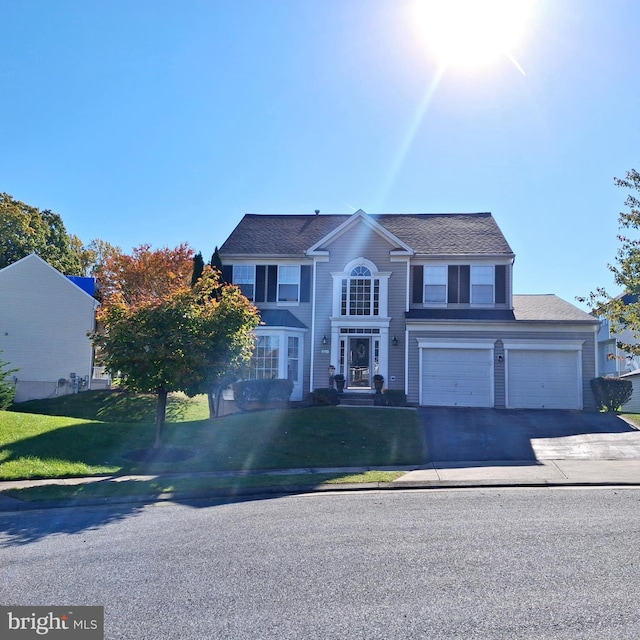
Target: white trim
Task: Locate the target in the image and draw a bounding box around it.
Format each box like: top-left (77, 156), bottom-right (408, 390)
top-left (310, 259), bottom-right (317, 392)
top-left (417, 339), bottom-right (497, 350)
top-left (502, 340), bottom-right (584, 351)
top-left (305, 210), bottom-right (414, 256)
top-left (407, 321), bottom-right (598, 333)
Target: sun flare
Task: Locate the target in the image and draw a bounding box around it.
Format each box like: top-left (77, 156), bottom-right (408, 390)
top-left (415, 0), bottom-right (535, 72)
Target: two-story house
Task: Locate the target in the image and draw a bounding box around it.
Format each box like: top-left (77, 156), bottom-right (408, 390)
top-left (220, 209), bottom-right (599, 409)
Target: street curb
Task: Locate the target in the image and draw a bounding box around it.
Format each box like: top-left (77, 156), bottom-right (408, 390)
top-left (3, 479), bottom-right (640, 512)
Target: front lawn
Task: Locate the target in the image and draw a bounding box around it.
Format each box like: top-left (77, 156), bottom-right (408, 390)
top-left (0, 392), bottom-right (423, 480)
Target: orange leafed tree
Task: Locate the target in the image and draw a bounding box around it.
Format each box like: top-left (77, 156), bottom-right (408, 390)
top-left (97, 243), bottom-right (194, 312)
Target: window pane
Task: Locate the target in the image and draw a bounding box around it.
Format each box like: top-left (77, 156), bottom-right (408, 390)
top-left (472, 284), bottom-right (493, 303)
top-left (349, 278), bottom-right (371, 315)
top-left (278, 283), bottom-right (298, 302)
top-left (471, 266), bottom-right (494, 303)
top-left (233, 265), bottom-right (255, 301)
top-left (279, 265), bottom-right (299, 284)
top-left (424, 266), bottom-right (446, 303)
top-left (472, 266), bottom-right (493, 284)
top-left (424, 266), bottom-right (447, 284)
top-left (287, 336), bottom-right (299, 382)
top-left (250, 335), bottom-right (280, 380)
top-left (425, 285), bottom-right (446, 303)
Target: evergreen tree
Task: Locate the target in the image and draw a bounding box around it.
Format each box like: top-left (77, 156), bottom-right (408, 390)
top-left (191, 252), bottom-right (205, 286)
top-left (210, 246), bottom-right (224, 277)
top-left (0, 352), bottom-right (17, 410)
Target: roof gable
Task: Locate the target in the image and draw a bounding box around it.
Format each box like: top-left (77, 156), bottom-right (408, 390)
top-left (0, 254), bottom-right (99, 307)
top-left (306, 209), bottom-right (413, 255)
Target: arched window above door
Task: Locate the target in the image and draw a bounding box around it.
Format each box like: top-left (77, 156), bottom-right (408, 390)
top-left (335, 258), bottom-right (387, 317)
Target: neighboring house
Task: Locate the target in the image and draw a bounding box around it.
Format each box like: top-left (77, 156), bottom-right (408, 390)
top-left (219, 209), bottom-right (599, 409)
top-left (620, 369), bottom-right (640, 412)
top-left (597, 294), bottom-right (640, 377)
top-left (0, 254), bottom-right (103, 403)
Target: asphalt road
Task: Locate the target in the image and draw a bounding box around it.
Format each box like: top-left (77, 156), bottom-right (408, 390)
top-left (2, 489), bottom-right (640, 639)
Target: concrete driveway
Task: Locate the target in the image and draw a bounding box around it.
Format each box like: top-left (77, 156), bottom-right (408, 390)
top-left (418, 407), bottom-right (640, 462)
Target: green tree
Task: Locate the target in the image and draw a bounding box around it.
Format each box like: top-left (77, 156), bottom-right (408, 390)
top-left (93, 268), bottom-right (259, 447)
top-left (0, 352), bottom-right (17, 410)
top-left (0, 193), bottom-right (83, 274)
top-left (583, 168), bottom-right (640, 354)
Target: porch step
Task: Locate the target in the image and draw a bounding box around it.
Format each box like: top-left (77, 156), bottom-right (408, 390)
top-left (338, 393), bottom-right (376, 407)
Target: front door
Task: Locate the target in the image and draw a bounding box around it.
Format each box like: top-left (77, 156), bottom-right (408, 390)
top-left (349, 337), bottom-right (370, 388)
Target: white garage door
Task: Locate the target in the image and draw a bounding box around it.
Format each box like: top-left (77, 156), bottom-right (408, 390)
top-left (421, 348), bottom-right (493, 407)
top-left (507, 349), bottom-right (581, 409)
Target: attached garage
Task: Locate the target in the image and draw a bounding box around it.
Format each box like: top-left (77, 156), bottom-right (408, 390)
top-left (419, 341), bottom-right (494, 407)
top-left (505, 343), bottom-right (583, 410)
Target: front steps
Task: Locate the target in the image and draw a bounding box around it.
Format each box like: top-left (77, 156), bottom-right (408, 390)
top-left (338, 392), bottom-right (377, 407)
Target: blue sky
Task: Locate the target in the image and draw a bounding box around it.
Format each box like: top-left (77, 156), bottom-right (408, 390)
top-left (1, 0), bottom-right (639, 309)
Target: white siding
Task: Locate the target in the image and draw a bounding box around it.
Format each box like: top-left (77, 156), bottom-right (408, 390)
top-left (0, 255), bottom-right (97, 401)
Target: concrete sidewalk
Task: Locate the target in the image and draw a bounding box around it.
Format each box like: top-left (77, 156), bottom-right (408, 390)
top-left (393, 459), bottom-right (640, 486)
top-left (1, 459), bottom-right (640, 512)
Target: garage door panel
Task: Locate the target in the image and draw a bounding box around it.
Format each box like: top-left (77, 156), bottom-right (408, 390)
top-left (507, 349), bottom-right (580, 410)
top-left (422, 348), bottom-right (492, 407)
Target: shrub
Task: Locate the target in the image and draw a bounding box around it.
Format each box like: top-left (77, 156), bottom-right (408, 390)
top-left (590, 376), bottom-right (633, 412)
top-left (311, 388), bottom-right (340, 406)
top-left (0, 352), bottom-right (17, 410)
top-left (232, 379), bottom-right (294, 411)
top-left (382, 389), bottom-right (406, 407)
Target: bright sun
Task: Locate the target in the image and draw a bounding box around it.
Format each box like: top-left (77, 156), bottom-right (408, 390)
top-left (415, 0), bottom-right (535, 72)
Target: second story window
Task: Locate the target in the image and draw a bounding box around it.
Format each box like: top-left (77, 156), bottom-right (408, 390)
top-left (471, 266), bottom-right (494, 303)
top-left (424, 266), bottom-right (447, 303)
top-left (341, 266), bottom-right (380, 316)
top-left (233, 265), bottom-right (255, 301)
top-left (278, 265), bottom-right (300, 302)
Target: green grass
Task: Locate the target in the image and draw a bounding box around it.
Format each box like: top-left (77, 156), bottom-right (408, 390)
top-left (0, 391), bottom-right (423, 480)
top-left (9, 390), bottom-right (209, 423)
top-left (4, 470), bottom-right (404, 502)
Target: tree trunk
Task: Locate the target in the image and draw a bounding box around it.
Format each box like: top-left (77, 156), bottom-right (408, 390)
top-left (155, 388), bottom-right (168, 448)
top-left (207, 391), bottom-right (216, 420)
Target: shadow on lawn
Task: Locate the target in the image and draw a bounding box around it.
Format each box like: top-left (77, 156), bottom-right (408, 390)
top-left (9, 390), bottom-right (195, 423)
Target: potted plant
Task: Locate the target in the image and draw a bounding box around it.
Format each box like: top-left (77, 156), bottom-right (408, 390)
top-left (373, 374), bottom-right (384, 393)
top-left (333, 373), bottom-right (345, 394)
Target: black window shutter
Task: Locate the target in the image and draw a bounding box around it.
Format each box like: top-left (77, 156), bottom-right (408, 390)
top-left (412, 266), bottom-right (423, 304)
top-left (255, 265), bottom-right (266, 302)
top-left (448, 266), bottom-right (459, 303)
top-left (460, 265), bottom-right (470, 303)
top-left (300, 265), bottom-right (311, 302)
top-left (267, 265), bottom-right (278, 302)
top-left (222, 265), bottom-right (233, 284)
top-left (495, 265), bottom-right (507, 304)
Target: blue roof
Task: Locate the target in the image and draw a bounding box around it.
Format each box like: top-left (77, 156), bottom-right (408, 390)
top-left (66, 276), bottom-right (96, 297)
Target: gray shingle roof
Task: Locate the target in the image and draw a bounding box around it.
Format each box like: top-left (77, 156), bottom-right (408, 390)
top-left (512, 295), bottom-right (598, 323)
top-left (219, 212), bottom-right (513, 257)
top-left (258, 309), bottom-right (308, 329)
